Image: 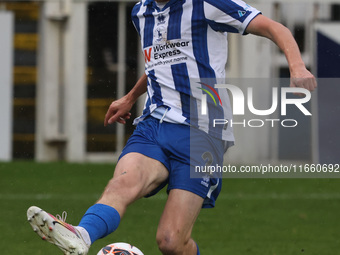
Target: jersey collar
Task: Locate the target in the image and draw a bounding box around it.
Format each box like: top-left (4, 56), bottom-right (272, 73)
top-left (144, 0), bottom-right (182, 10)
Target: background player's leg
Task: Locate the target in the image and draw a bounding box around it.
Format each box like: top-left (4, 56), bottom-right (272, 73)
top-left (156, 189), bottom-right (204, 255)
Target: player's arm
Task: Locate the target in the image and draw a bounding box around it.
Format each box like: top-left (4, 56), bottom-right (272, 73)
top-left (104, 73), bottom-right (148, 126)
top-left (245, 14), bottom-right (317, 91)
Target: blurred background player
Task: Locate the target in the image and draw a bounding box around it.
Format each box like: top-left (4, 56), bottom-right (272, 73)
top-left (27, 0), bottom-right (316, 254)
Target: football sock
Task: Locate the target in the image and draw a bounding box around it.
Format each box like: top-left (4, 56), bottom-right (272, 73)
top-left (196, 242), bottom-right (200, 255)
top-left (78, 203), bottom-right (121, 244)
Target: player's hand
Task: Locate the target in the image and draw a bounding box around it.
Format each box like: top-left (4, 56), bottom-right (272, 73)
top-left (290, 67), bottom-right (317, 95)
top-left (104, 96), bottom-right (133, 126)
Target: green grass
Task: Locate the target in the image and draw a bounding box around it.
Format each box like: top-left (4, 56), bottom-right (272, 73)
top-left (1, 161), bottom-right (340, 254)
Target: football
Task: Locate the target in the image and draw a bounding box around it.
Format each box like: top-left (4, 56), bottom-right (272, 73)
top-left (96, 242), bottom-right (144, 255)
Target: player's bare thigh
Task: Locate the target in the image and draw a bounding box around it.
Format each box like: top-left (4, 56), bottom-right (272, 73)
top-left (97, 152), bottom-right (169, 216)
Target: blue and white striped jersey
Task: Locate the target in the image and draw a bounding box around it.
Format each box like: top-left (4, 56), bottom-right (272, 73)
top-left (131, 0), bottom-right (260, 141)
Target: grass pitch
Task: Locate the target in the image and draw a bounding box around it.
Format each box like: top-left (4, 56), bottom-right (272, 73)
top-left (1, 161), bottom-right (340, 254)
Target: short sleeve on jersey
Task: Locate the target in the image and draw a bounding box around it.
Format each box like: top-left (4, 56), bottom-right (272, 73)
top-left (203, 0), bottom-right (261, 35)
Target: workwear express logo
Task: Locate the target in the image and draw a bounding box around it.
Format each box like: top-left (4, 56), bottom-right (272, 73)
top-left (198, 82), bottom-right (312, 128)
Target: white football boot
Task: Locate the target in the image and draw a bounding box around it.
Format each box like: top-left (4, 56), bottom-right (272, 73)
top-left (27, 206), bottom-right (89, 255)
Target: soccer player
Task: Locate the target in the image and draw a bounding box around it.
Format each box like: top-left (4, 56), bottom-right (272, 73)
top-left (27, 0), bottom-right (317, 254)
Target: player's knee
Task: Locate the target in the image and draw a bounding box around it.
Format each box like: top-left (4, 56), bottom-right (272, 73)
top-left (156, 229), bottom-right (188, 254)
top-left (156, 234), bottom-right (179, 254)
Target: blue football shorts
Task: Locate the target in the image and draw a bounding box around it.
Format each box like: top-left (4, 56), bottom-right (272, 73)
top-left (119, 116), bottom-right (232, 208)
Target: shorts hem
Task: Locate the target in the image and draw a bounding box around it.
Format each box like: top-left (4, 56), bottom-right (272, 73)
top-left (167, 185), bottom-right (216, 208)
top-left (119, 148), bottom-right (170, 171)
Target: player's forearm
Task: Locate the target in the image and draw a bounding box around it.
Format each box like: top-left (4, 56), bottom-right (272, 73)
top-left (126, 73), bottom-right (148, 104)
top-left (265, 22), bottom-right (306, 77)
top-left (246, 15), bottom-right (306, 77)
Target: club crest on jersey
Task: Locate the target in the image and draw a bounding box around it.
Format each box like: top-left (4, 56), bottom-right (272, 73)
top-left (155, 26), bottom-right (167, 44)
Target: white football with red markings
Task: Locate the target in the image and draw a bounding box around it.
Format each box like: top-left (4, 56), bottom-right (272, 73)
top-left (96, 242), bottom-right (144, 255)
